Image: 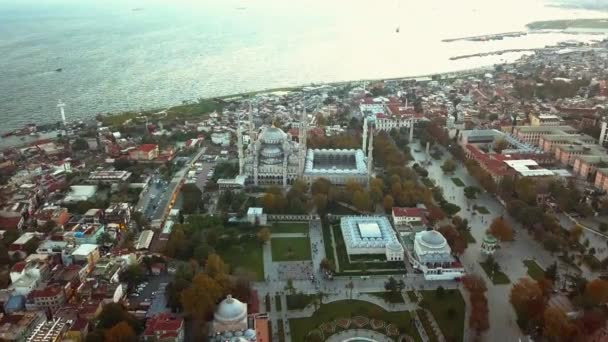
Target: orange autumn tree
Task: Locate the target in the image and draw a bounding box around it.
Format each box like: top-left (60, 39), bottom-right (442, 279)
top-left (104, 321), bottom-right (137, 342)
top-left (585, 279), bottom-right (608, 304)
top-left (488, 216), bottom-right (514, 241)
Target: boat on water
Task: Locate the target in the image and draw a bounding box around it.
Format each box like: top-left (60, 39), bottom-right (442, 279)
top-left (55, 68), bottom-right (62, 72)
top-left (396, 27), bottom-right (400, 33)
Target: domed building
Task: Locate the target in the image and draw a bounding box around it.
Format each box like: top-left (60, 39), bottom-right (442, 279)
top-left (233, 108), bottom-right (373, 187)
top-left (210, 295), bottom-right (268, 342)
top-left (408, 230), bottom-right (465, 281)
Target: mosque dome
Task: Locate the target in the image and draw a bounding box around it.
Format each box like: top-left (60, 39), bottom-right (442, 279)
top-left (260, 145), bottom-right (283, 158)
top-left (419, 230), bottom-right (447, 248)
top-left (214, 295), bottom-right (247, 324)
top-left (260, 126), bottom-right (287, 144)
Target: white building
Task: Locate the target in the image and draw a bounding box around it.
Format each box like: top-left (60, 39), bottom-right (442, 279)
top-left (407, 230), bottom-right (465, 281)
top-left (211, 132), bottom-right (232, 146)
top-left (247, 207), bottom-right (267, 226)
top-left (209, 295), bottom-right (259, 342)
top-left (340, 216), bottom-right (404, 261)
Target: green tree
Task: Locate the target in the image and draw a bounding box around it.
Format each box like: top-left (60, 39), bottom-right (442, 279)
top-left (72, 138), bottom-right (89, 151)
top-left (441, 159), bottom-right (457, 173)
top-left (119, 265), bottom-right (146, 290)
top-left (256, 227), bottom-right (271, 245)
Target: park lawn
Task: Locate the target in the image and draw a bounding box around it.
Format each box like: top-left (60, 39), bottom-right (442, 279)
top-left (286, 293), bottom-right (315, 310)
top-left (474, 205), bottom-right (490, 214)
top-left (218, 238), bottom-right (264, 281)
top-left (421, 178), bottom-right (435, 188)
top-left (369, 291), bottom-right (405, 304)
top-left (271, 237), bottom-right (312, 261)
top-left (417, 309), bottom-right (440, 342)
top-left (451, 177), bottom-right (465, 187)
top-left (270, 222), bottom-right (309, 234)
top-left (289, 300), bottom-right (421, 342)
top-left (275, 295), bottom-right (282, 311)
top-left (523, 260), bottom-right (545, 280)
top-left (407, 291), bottom-right (419, 303)
top-left (321, 222), bottom-right (336, 266)
top-left (420, 289), bottom-right (465, 342)
top-left (479, 261), bottom-right (511, 285)
top-left (463, 230), bottom-right (477, 243)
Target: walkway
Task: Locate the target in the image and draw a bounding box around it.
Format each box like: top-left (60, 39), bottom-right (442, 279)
top-left (326, 329), bottom-right (394, 342)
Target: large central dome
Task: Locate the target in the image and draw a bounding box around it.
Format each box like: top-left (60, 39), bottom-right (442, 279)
top-left (260, 126), bottom-right (287, 144)
top-left (214, 295), bottom-right (247, 324)
top-left (419, 230), bottom-right (447, 248)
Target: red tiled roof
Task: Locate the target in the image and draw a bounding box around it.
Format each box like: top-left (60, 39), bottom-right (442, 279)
top-left (139, 144), bottom-right (158, 153)
top-left (392, 207), bottom-right (426, 218)
top-left (11, 261), bottom-right (26, 273)
top-left (0, 216), bottom-right (21, 230)
top-left (143, 313), bottom-right (184, 337)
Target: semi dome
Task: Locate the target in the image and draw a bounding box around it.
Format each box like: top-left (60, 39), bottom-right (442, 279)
top-left (260, 145), bottom-right (283, 157)
top-left (214, 295), bottom-right (247, 323)
top-left (260, 126), bottom-right (287, 144)
top-left (419, 230), bottom-right (447, 248)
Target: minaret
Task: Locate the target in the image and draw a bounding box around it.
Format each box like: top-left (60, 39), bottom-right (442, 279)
top-left (57, 100), bottom-right (67, 126)
top-left (283, 140), bottom-right (289, 187)
top-left (237, 121), bottom-right (244, 175)
top-left (248, 102), bottom-right (255, 141)
top-left (408, 118), bottom-right (414, 142)
top-left (362, 117), bottom-right (368, 152)
top-left (299, 103), bottom-right (308, 176)
top-left (367, 125), bottom-right (374, 183)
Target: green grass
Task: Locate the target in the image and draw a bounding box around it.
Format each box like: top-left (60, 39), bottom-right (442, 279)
top-left (527, 18), bottom-right (608, 30)
top-left (289, 300), bottom-right (422, 342)
top-left (321, 221), bottom-right (336, 266)
top-left (277, 319), bottom-right (285, 342)
top-left (270, 222), bottom-right (309, 234)
top-left (417, 309), bottom-right (440, 342)
top-left (523, 260), bottom-right (545, 280)
top-left (368, 291), bottom-right (405, 304)
top-left (286, 293), bottom-right (315, 310)
top-left (421, 178), bottom-right (435, 188)
top-left (479, 261), bottom-right (511, 285)
top-left (217, 238), bottom-right (264, 280)
top-left (420, 289), bottom-right (465, 342)
top-left (463, 230), bottom-right (477, 243)
top-left (451, 177), bottom-right (465, 187)
top-left (271, 237), bottom-right (312, 261)
top-left (474, 205), bottom-right (490, 214)
top-left (275, 295), bottom-right (282, 311)
top-left (407, 291), bottom-right (419, 303)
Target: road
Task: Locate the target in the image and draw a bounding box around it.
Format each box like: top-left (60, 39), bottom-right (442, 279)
top-left (409, 141), bottom-right (571, 342)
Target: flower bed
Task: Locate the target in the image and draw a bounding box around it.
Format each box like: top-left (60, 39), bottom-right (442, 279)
top-left (352, 316), bottom-right (369, 328)
top-left (335, 318), bottom-right (351, 329)
top-left (370, 319), bottom-right (386, 330)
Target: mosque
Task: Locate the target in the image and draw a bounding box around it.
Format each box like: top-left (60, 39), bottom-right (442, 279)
top-left (235, 107), bottom-right (374, 187)
top-left (209, 295), bottom-right (268, 342)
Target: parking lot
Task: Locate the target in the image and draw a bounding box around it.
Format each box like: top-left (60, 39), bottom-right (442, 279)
top-left (128, 273), bottom-right (172, 311)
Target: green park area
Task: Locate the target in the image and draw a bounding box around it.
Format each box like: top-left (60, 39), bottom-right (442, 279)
top-left (451, 177), bottom-right (465, 187)
top-left (527, 18), bottom-right (608, 30)
top-left (271, 237), bottom-right (312, 261)
top-left (289, 300), bottom-right (422, 342)
top-left (270, 222), bottom-right (309, 234)
top-left (480, 260), bottom-right (511, 285)
top-left (420, 289), bottom-right (465, 342)
top-left (473, 205), bottom-right (490, 214)
top-left (217, 238), bottom-right (264, 280)
top-left (286, 294), bottom-right (315, 310)
top-left (523, 260), bottom-right (545, 280)
top-left (369, 291), bottom-right (405, 304)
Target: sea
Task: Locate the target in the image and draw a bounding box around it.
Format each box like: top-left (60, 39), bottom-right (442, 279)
top-left (0, 0), bottom-right (606, 134)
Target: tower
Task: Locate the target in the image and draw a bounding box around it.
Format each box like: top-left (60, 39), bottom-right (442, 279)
top-left (367, 124), bottom-right (374, 183)
top-left (237, 121), bottom-right (244, 175)
top-left (57, 100), bottom-right (66, 126)
top-left (408, 118), bottom-right (414, 142)
top-left (600, 120), bottom-right (608, 147)
top-left (299, 103), bottom-right (308, 175)
top-left (362, 117), bottom-right (368, 152)
top-left (248, 102), bottom-right (255, 141)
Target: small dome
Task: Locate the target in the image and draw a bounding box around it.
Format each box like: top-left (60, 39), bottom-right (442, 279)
top-left (260, 126), bottom-right (287, 144)
top-left (244, 329), bottom-right (256, 339)
top-left (420, 230), bottom-right (446, 247)
top-left (215, 295), bottom-right (247, 323)
top-left (386, 242), bottom-right (402, 251)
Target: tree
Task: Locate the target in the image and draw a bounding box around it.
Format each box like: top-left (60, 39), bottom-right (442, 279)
top-left (104, 321), bottom-right (137, 342)
top-left (205, 254), bottom-right (228, 280)
top-left (438, 225), bottom-right (466, 255)
top-left (510, 278), bottom-right (543, 320)
top-left (441, 159), bottom-right (457, 173)
top-left (515, 178), bottom-right (537, 205)
top-left (0, 243), bottom-right (10, 267)
top-left (256, 227), bottom-right (271, 245)
top-left (181, 184), bottom-right (204, 214)
top-left (119, 265), bottom-right (146, 290)
top-left (313, 194), bottom-right (328, 215)
top-left (181, 273), bottom-right (223, 321)
top-left (97, 232), bottom-right (114, 246)
top-left (488, 217), bottom-right (514, 241)
top-left (72, 138), bottom-right (89, 151)
top-left (23, 237), bottom-right (40, 255)
top-left (320, 258), bottom-right (335, 272)
top-left (382, 195), bottom-right (394, 213)
top-left (493, 138), bottom-right (509, 153)
top-left (464, 186), bottom-right (480, 200)
top-left (96, 303), bottom-right (140, 332)
top-left (543, 307), bottom-right (572, 340)
top-left (585, 279), bottom-right (608, 304)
